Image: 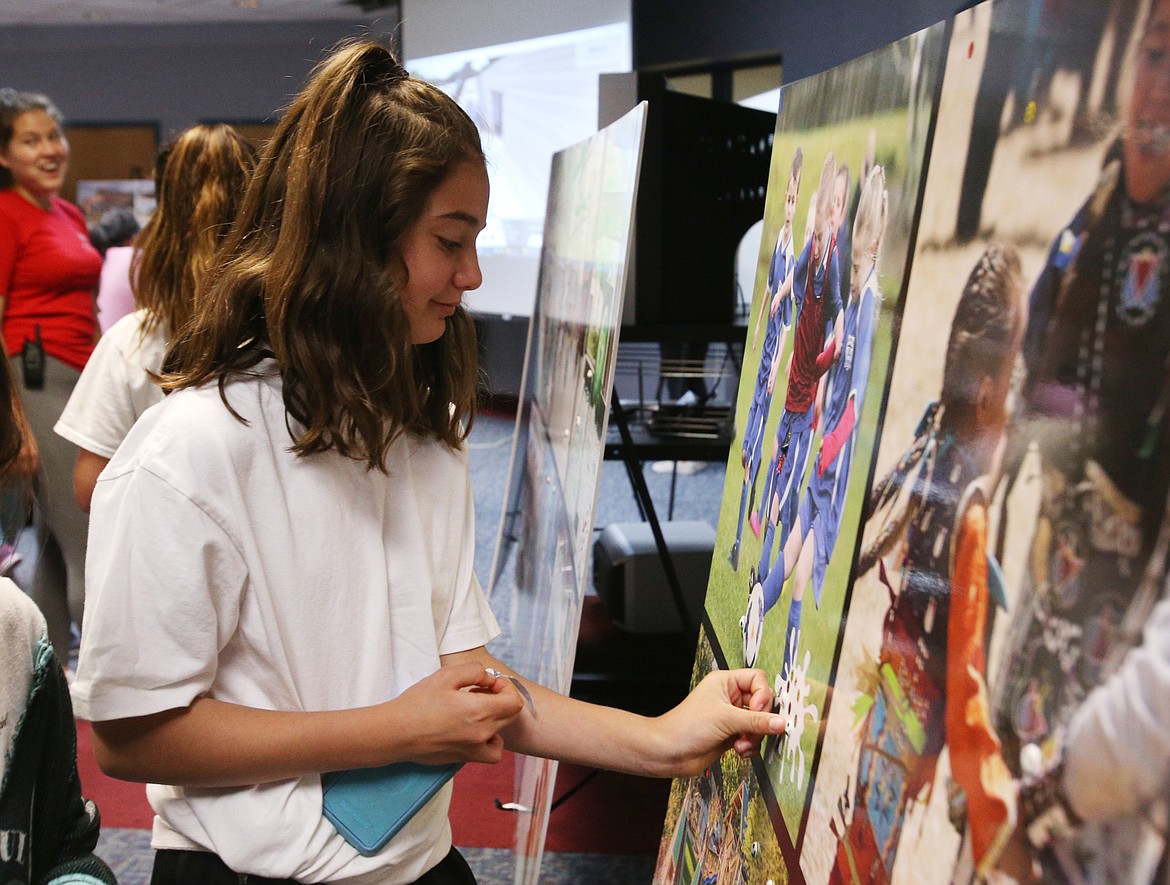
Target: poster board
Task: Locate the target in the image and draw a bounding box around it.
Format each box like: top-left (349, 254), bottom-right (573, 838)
top-left (656, 0), bottom-right (1170, 882)
top-left (62, 123), bottom-right (157, 206)
top-left (75, 178), bottom-right (156, 230)
top-left (487, 101), bottom-right (647, 885)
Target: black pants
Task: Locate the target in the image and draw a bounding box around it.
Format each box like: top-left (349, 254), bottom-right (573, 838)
top-left (151, 845), bottom-right (477, 884)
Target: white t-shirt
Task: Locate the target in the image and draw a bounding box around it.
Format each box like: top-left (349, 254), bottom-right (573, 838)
top-left (54, 309), bottom-right (167, 459)
top-left (71, 362), bottom-right (500, 884)
top-left (0, 578), bottom-right (43, 777)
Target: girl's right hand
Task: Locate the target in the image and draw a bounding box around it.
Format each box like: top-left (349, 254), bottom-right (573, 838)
top-left (387, 663), bottom-right (525, 766)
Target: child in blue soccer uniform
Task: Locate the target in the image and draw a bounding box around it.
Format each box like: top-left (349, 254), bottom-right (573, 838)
top-left (729, 149), bottom-right (803, 572)
top-left (742, 154), bottom-right (844, 666)
top-left (751, 165), bottom-right (888, 675)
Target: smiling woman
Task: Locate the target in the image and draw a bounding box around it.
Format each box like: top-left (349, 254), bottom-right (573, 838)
top-left (2, 107), bottom-right (69, 207)
top-left (0, 88), bottom-right (102, 663)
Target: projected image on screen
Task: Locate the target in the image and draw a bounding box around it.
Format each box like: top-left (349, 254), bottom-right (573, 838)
top-left (408, 24), bottom-right (631, 316)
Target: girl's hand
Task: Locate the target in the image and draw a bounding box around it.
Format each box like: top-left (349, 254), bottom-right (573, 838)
top-left (651, 668), bottom-right (785, 778)
top-left (386, 662), bottom-right (526, 766)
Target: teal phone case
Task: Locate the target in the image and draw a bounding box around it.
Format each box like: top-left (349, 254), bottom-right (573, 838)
top-left (321, 761), bottom-right (462, 856)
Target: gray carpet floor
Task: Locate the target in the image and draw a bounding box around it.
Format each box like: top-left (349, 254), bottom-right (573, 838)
top-left (96, 828), bottom-right (657, 885)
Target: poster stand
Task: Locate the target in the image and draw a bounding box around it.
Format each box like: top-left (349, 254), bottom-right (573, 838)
top-left (606, 387), bottom-right (697, 636)
top-left (482, 103), bottom-right (649, 885)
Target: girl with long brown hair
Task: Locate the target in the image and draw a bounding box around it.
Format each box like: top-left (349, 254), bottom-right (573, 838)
top-left (55, 123), bottom-right (256, 511)
top-left (70, 39), bottom-right (784, 885)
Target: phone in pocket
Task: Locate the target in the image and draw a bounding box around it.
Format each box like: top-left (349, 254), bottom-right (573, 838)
top-left (21, 326), bottom-right (44, 391)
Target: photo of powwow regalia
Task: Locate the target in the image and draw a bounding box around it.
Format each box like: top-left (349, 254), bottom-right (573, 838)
top-left (989, 0), bottom-right (1170, 876)
top-left (1000, 127), bottom-right (1170, 746)
top-left (998, 67), bottom-right (1170, 750)
top-left (656, 633), bottom-right (788, 885)
top-left (834, 245), bottom-right (1023, 884)
top-left (806, 0), bottom-right (1170, 882)
top-left (663, 767), bottom-right (752, 885)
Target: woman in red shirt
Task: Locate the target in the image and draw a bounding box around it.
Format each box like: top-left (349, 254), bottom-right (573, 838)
top-left (0, 89), bottom-right (102, 661)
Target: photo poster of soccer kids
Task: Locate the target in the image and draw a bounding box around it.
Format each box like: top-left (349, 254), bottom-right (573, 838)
top-left (798, 0), bottom-right (1170, 883)
top-left (669, 20), bottom-right (948, 869)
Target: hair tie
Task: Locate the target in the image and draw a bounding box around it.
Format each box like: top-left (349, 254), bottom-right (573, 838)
top-left (360, 47), bottom-right (409, 88)
top-left (389, 58), bottom-right (409, 81)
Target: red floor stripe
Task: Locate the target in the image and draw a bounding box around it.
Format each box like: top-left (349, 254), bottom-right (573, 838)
top-left (76, 719), bottom-right (155, 830)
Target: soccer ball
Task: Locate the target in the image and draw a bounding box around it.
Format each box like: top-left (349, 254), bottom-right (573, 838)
top-left (742, 581), bottom-right (765, 667)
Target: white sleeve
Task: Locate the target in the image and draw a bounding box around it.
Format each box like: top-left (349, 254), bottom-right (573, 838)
top-left (71, 464), bottom-right (248, 722)
top-left (1063, 593), bottom-right (1170, 820)
top-left (54, 322), bottom-right (155, 459)
top-left (435, 446), bottom-right (499, 655)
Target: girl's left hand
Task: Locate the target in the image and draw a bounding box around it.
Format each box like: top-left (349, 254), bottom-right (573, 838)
top-left (652, 668), bottom-right (784, 778)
